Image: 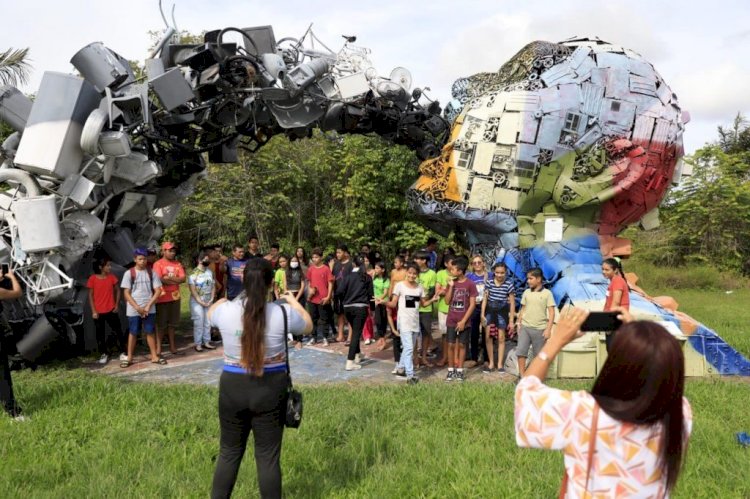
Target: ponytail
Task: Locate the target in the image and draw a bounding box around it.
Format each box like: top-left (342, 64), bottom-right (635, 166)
top-left (241, 258), bottom-right (274, 376)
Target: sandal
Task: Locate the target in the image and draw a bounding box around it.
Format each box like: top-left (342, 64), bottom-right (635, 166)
top-left (120, 360), bottom-right (132, 368)
top-left (170, 350), bottom-right (186, 356)
top-left (151, 358), bottom-right (168, 365)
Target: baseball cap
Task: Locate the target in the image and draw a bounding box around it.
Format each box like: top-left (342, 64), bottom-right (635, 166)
top-left (133, 247), bottom-right (149, 257)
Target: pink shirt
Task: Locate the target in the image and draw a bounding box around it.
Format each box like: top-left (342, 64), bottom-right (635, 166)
top-left (515, 375), bottom-right (692, 498)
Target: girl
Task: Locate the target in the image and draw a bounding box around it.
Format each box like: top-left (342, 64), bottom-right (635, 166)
top-left (337, 255), bottom-right (374, 371)
top-left (273, 255), bottom-right (288, 299)
top-left (362, 253), bottom-right (375, 345)
top-left (188, 251), bottom-right (216, 352)
top-left (87, 257), bottom-right (124, 364)
top-left (386, 255), bottom-right (407, 360)
top-left (372, 261), bottom-right (390, 351)
top-left (285, 255), bottom-right (306, 307)
top-left (480, 262), bottom-right (515, 373)
top-left (295, 246), bottom-right (308, 272)
top-left (602, 257), bottom-right (630, 351)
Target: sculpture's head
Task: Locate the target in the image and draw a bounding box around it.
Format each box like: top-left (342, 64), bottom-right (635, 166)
top-left (408, 38), bottom-right (687, 252)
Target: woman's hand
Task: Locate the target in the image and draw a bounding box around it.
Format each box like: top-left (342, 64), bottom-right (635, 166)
top-left (610, 306), bottom-right (633, 324)
top-left (552, 307), bottom-right (589, 347)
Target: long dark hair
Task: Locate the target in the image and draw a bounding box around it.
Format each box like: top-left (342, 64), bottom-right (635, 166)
top-left (353, 254), bottom-right (368, 283)
top-left (241, 258), bottom-right (274, 376)
top-left (591, 321), bottom-right (687, 492)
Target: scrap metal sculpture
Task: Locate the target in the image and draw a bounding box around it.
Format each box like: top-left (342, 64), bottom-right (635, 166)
top-left (0, 13), bottom-right (746, 375)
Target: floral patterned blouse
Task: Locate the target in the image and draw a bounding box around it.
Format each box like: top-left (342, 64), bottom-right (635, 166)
top-left (515, 375), bottom-right (692, 498)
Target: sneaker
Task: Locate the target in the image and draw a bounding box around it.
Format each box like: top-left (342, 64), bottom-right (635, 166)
top-left (321, 338), bottom-right (329, 347)
top-left (482, 366), bottom-right (494, 374)
top-left (445, 370), bottom-right (455, 382)
top-left (203, 343), bottom-right (217, 350)
top-left (305, 338), bottom-right (316, 347)
top-left (119, 353), bottom-right (128, 361)
top-left (98, 354), bottom-right (109, 365)
top-left (364, 339), bottom-right (373, 345)
top-left (406, 377), bottom-right (419, 385)
top-left (354, 353), bottom-right (366, 364)
top-left (456, 370), bottom-right (465, 382)
top-left (497, 367), bottom-right (506, 374)
top-left (394, 368), bottom-right (406, 377)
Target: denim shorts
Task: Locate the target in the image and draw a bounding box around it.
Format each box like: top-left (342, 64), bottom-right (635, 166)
top-left (128, 313), bottom-right (156, 335)
top-left (484, 311), bottom-right (507, 329)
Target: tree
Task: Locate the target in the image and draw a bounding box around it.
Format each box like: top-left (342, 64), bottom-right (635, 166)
top-left (0, 48), bottom-right (30, 86)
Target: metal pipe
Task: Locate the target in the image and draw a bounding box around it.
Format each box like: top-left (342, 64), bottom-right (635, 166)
top-left (0, 168), bottom-right (42, 196)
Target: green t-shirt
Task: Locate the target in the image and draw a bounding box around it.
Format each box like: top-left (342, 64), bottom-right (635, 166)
top-left (418, 268), bottom-right (437, 313)
top-left (274, 268), bottom-right (285, 293)
top-left (435, 269), bottom-right (451, 314)
top-left (373, 276), bottom-right (390, 300)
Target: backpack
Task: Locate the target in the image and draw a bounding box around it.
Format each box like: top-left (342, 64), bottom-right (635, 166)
top-left (129, 266), bottom-right (154, 293)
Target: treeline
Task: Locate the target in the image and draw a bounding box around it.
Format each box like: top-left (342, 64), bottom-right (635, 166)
top-left (167, 132), bottom-right (449, 258)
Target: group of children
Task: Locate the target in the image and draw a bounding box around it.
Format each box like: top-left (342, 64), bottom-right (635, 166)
top-left (85, 235), bottom-right (631, 380)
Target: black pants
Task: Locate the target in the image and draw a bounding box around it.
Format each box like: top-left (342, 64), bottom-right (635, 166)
top-left (0, 334), bottom-right (20, 417)
top-left (469, 307), bottom-right (483, 362)
top-left (373, 304), bottom-right (387, 339)
top-left (307, 302), bottom-right (334, 341)
top-left (344, 306), bottom-right (368, 361)
top-left (211, 370), bottom-right (288, 499)
top-left (392, 335), bottom-right (402, 362)
top-left (94, 311), bottom-right (125, 354)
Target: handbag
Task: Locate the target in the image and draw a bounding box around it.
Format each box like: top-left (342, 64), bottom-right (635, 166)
top-left (280, 305), bottom-right (303, 428)
top-left (559, 403), bottom-right (599, 499)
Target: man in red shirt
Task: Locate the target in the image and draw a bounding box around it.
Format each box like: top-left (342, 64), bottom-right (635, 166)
top-left (153, 242), bottom-right (186, 356)
top-left (305, 247), bottom-right (335, 346)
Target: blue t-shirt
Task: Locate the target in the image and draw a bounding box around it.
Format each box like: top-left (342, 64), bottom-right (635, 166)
top-left (226, 258), bottom-right (247, 300)
top-left (466, 272), bottom-right (487, 304)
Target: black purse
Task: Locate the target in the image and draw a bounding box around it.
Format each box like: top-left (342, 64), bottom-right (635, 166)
top-left (280, 305), bottom-right (303, 428)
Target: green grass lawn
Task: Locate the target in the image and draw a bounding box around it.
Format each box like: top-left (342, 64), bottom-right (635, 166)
top-left (2, 370), bottom-right (749, 498)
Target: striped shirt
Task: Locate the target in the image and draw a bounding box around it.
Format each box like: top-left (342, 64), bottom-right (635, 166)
top-left (485, 278), bottom-right (515, 304)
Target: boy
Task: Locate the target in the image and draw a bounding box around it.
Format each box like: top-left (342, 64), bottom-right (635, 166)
top-left (515, 268), bottom-right (556, 376)
top-left (387, 264), bottom-right (437, 384)
top-left (305, 248), bottom-right (335, 346)
top-left (413, 251), bottom-right (436, 367)
top-left (153, 241), bottom-right (186, 357)
top-left (434, 255), bottom-right (453, 367)
top-left (225, 244), bottom-right (247, 300)
top-left (443, 256), bottom-right (478, 382)
top-left (480, 262), bottom-right (515, 373)
top-left (121, 248), bottom-right (164, 367)
top-left (332, 244), bottom-right (353, 343)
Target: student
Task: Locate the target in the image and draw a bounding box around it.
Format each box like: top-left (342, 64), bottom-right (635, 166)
top-left (443, 256), bottom-right (478, 382)
top-left (434, 255), bottom-right (454, 368)
top-left (480, 262), bottom-right (515, 373)
top-left (387, 264), bottom-right (436, 384)
top-left (265, 243), bottom-right (281, 269)
top-left (413, 251), bottom-right (437, 367)
top-left (87, 257), bottom-right (124, 364)
top-left (273, 255), bottom-right (288, 299)
top-left (338, 255), bottom-right (374, 371)
top-left (209, 244), bottom-right (227, 302)
top-left (515, 268), bottom-right (556, 377)
top-left (120, 248), bottom-right (164, 367)
top-left (246, 235), bottom-right (263, 260)
top-left (332, 244), bottom-right (353, 344)
top-left (294, 246), bottom-right (308, 272)
top-left (422, 236), bottom-right (439, 270)
top-left (153, 242), bottom-right (186, 357)
top-left (466, 255), bottom-right (488, 366)
top-left (188, 251), bottom-right (216, 352)
top-left (305, 248), bottom-right (335, 346)
top-left (225, 244), bottom-right (247, 301)
top-left (285, 255), bottom-right (306, 307)
top-left (372, 261), bottom-right (390, 351)
top-left (602, 257), bottom-right (630, 351)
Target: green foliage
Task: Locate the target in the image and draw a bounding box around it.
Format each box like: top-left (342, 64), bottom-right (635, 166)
top-left (2, 369), bottom-right (749, 497)
top-left (0, 47), bottom-right (31, 86)
top-left (168, 132), bottom-right (449, 258)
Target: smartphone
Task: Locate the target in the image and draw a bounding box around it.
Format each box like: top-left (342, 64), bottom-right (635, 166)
top-left (1, 264), bottom-right (8, 274)
top-left (580, 311), bottom-right (622, 332)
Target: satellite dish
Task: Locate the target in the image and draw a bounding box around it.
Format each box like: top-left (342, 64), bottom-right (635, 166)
top-left (389, 67), bottom-right (412, 91)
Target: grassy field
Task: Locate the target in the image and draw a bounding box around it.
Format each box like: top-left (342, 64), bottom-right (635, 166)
top-left (1, 370), bottom-right (749, 498)
top-left (2, 264), bottom-right (748, 498)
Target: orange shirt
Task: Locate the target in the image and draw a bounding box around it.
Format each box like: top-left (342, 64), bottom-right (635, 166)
top-left (604, 274), bottom-right (630, 311)
top-left (152, 258), bottom-right (185, 303)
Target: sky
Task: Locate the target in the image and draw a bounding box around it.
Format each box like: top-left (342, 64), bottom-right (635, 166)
top-left (3, 0), bottom-right (749, 154)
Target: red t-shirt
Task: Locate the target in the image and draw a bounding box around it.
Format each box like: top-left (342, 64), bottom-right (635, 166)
top-left (604, 274), bottom-right (630, 311)
top-left (152, 258), bottom-right (186, 303)
top-left (86, 274), bottom-right (119, 314)
top-left (306, 264), bottom-right (334, 304)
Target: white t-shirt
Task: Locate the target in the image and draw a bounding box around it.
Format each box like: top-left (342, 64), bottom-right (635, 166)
top-left (121, 268), bottom-right (162, 317)
top-left (393, 281), bottom-right (424, 332)
top-left (210, 299), bottom-right (306, 368)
